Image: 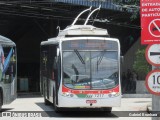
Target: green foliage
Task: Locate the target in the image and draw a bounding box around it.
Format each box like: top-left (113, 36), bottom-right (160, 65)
top-left (113, 0), bottom-right (139, 5)
top-left (133, 47), bottom-right (151, 79)
top-left (112, 0), bottom-right (140, 21)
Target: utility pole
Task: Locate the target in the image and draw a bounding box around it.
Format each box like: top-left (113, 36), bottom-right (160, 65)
top-left (152, 66), bottom-right (160, 120)
top-left (152, 95), bottom-right (160, 120)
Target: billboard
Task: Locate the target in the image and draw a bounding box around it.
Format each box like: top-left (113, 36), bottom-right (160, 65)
top-left (141, 0), bottom-right (160, 44)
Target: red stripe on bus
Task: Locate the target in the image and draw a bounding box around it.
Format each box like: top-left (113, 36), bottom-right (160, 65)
top-left (62, 85), bottom-right (119, 94)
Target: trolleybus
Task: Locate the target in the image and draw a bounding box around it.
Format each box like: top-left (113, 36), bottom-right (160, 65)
top-left (0, 35), bottom-right (17, 110)
top-left (40, 7), bottom-right (121, 112)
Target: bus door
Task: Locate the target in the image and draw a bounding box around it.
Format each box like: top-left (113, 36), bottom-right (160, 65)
top-left (53, 47), bottom-right (61, 104)
top-left (46, 50), bottom-right (50, 99)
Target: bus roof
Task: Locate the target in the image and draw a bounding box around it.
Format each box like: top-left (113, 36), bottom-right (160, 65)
top-left (0, 35), bottom-right (16, 46)
top-left (41, 25), bottom-right (109, 45)
top-left (58, 25), bottom-right (109, 37)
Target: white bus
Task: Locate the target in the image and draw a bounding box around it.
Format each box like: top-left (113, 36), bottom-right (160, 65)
top-left (40, 7), bottom-right (121, 112)
top-left (0, 35), bottom-right (17, 110)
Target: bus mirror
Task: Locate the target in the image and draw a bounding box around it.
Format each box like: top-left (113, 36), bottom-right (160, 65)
top-left (120, 56), bottom-right (124, 64)
top-left (57, 48), bottom-right (60, 56)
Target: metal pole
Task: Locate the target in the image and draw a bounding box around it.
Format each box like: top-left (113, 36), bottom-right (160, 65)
top-left (152, 66), bottom-right (160, 120)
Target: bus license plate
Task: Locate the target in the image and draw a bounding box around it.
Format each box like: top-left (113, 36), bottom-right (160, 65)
top-left (86, 100), bottom-right (97, 104)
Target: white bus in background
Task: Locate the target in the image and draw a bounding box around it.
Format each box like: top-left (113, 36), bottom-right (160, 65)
top-left (40, 6), bottom-right (121, 112)
top-left (0, 35), bottom-right (17, 110)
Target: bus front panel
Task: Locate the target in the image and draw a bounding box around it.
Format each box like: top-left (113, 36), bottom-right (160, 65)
top-left (58, 38), bottom-right (121, 108)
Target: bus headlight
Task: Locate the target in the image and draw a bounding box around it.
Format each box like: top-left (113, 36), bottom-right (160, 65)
top-left (108, 92), bottom-right (120, 97)
top-left (110, 92), bottom-right (120, 97)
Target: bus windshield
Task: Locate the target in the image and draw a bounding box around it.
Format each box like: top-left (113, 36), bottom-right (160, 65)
top-left (62, 40), bottom-right (119, 90)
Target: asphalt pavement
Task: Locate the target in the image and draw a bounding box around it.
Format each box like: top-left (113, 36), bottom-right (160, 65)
top-left (0, 94), bottom-right (152, 120)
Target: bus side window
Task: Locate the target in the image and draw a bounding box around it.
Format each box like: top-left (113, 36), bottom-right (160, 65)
top-left (42, 51), bottom-right (48, 71)
top-left (53, 47), bottom-right (59, 70)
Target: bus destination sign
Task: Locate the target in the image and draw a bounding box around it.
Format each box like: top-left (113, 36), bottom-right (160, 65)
top-left (62, 40), bottom-right (118, 50)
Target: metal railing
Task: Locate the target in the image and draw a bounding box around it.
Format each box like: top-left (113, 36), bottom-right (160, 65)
top-left (53, 0), bottom-right (118, 10)
top-left (0, 0), bottom-right (139, 12)
top-left (50, 0), bottom-right (139, 12)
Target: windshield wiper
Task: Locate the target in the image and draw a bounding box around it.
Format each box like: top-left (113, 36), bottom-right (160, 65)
top-left (74, 49), bottom-right (85, 64)
top-left (97, 50), bottom-right (105, 65)
top-left (97, 50), bottom-right (106, 71)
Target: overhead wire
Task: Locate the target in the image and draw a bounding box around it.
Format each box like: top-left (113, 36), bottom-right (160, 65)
top-left (0, 9), bottom-right (74, 20)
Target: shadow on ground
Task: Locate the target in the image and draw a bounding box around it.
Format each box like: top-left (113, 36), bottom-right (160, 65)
top-left (36, 102), bottom-right (118, 118)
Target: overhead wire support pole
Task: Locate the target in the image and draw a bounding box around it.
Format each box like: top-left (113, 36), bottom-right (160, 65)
top-left (84, 5), bottom-right (101, 25)
top-left (71, 6), bottom-right (92, 26)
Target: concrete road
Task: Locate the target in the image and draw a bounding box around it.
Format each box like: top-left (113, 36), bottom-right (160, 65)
top-left (0, 96), bottom-right (152, 120)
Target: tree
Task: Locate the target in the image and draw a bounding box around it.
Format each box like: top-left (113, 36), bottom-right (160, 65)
top-left (133, 47), bottom-right (151, 80)
top-left (112, 0), bottom-right (140, 20)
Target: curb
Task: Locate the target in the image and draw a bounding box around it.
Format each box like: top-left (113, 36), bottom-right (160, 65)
top-left (122, 94), bottom-right (152, 98)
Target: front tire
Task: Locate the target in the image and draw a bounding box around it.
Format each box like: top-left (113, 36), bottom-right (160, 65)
top-left (44, 85), bottom-right (50, 105)
top-left (53, 90), bottom-right (59, 113)
top-left (54, 98), bottom-right (59, 113)
top-left (44, 98), bottom-right (50, 105)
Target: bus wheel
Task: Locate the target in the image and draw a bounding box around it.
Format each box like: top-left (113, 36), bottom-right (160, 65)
top-left (53, 96), bottom-right (59, 113)
top-left (43, 85), bottom-right (50, 105)
top-left (0, 89), bottom-right (3, 111)
top-left (44, 98), bottom-right (50, 105)
top-left (44, 92), bottom-right (50, 105)
top-left (54, 103), bottom-right (58, 112)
